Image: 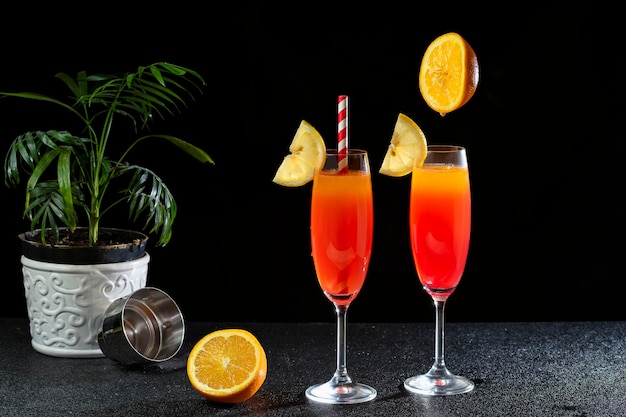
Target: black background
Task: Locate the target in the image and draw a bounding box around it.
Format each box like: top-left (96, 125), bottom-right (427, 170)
top-left (0, 4), bottom-right (622, 323)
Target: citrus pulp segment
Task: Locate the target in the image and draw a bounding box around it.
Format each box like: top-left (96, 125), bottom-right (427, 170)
top-left (418, 32), bottom-right (479, 116)
top-left (379, 113), bottom-right (428, 177)
top-left (273, 120), bottom-right (326, 187)
top-left (187, 328), bottom-right (267, 404)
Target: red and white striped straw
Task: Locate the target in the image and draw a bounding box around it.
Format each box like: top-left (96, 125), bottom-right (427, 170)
top-left (337, 95), bottom-right (349, 174)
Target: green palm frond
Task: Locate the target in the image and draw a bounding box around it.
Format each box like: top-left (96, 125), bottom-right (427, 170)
top-left (25, 180), bottom-right (86, 243)
top-left (122, 165), bottom-right (177, 246)
top-left (2, 62), bottom-right (211, 246)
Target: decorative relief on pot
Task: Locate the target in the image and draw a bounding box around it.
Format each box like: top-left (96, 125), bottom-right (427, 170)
top-left (21, 254), bottom-right (149, 358)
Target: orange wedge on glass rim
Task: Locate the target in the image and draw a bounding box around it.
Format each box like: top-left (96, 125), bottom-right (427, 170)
top-left (379, 113), bottom-right (428, 177)
top-left (187, 329), bottom-right (267, 404)
top-left (418, 32), bottom-right (479, 116)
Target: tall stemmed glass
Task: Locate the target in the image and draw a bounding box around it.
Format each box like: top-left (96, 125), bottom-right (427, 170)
top-left (404, 145), bottom-right (474, 396)
top-left (305, 149), bottom-right (377, 404)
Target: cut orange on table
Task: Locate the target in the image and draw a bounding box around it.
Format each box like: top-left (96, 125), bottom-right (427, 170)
top-left (379, 113), bottom-right (428, 177)
top-left (418, 32), bottom-right (479, 116)
top-left (273, 120), bottom-right (326, 187)
top-left (187, 329), bottom-right (267, 404)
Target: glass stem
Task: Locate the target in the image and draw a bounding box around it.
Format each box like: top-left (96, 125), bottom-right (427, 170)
top-left (332, 304), bottom-right (352, 385)
top-left (433, 299), bottom-right (447, 370)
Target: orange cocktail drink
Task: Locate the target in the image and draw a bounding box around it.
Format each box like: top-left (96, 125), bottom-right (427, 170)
top-left (311, 168), bottom-right (373, 306)
top-left (307, 148), bottom-right (377, 403)
top-left (410, 162), bottom-right (470, 297)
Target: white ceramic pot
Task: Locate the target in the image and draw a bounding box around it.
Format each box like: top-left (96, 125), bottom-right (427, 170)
top-left (21, 253), bottom-right (149, 358)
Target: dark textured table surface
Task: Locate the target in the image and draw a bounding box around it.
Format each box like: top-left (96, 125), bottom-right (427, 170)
top-left (1, 318), bottom-right (625, 417)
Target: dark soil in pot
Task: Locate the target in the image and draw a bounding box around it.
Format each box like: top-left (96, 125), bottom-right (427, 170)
top-left (19, 227), bottom-right (149, 264)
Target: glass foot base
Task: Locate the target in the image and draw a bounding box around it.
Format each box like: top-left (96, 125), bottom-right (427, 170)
top-left (404, 369), bottom-right (474, 396)
top-left (306, 380), bottom-right (377, 404)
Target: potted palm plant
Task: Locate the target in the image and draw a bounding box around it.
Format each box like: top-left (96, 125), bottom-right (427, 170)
top-left (1, 62), bottom-right (213, 357)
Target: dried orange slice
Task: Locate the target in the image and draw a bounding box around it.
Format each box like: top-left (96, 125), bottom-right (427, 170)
top-left (418, 32), bottom-right (479, 116)
top-left (273, 120), bottom-right (326, 187)
top-left (187, 329), bottom-right (267, 404)
top-left (379, 113), bottom-right (427, 177)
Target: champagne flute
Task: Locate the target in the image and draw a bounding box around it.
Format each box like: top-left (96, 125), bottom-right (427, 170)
top-left (404, 145), bottom-right (474, 396)
top-left (305, 149), bottom-right (377, 404)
